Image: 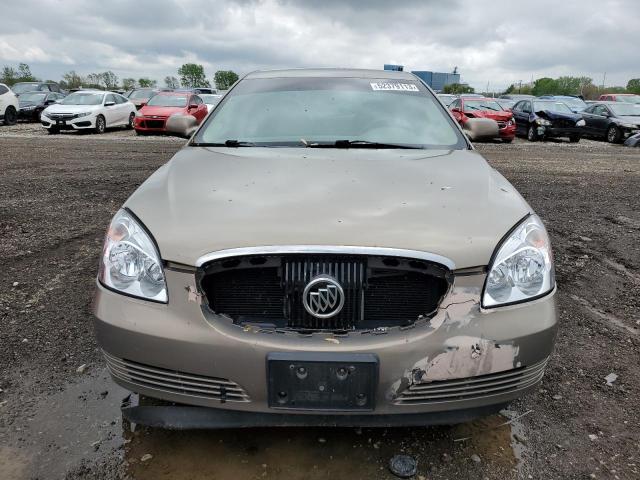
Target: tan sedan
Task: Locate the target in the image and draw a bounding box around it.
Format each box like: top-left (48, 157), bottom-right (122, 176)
top-left (93, 69), bottom-right (557, 428)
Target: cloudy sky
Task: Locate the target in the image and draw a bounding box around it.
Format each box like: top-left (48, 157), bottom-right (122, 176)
top-left (1, 0), bottom-right (638, 91)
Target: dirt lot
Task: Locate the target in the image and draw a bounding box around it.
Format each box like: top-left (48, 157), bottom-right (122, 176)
top-left (0, 124), bottom-right (638, 480)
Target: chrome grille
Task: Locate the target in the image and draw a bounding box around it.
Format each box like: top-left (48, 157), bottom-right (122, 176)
top-left (200, 254), bottom-right (450, 332)
top-left (395, 358), bottom-right (548, 405)
top-left (104, 351), bottom-right (250, 402)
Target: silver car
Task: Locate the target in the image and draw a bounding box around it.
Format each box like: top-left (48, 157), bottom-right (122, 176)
top-left (93, 69), bottom-right (557, 428)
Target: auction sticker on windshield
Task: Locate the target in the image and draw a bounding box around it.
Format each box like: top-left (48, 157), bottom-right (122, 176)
top-left (370, 82), bottom-right (419, 92)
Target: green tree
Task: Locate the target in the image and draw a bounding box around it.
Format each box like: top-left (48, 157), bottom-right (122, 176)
top-left (138, 77), bottom-right (157, 88)
top-left (16, 63), bottom-right (37, 82)
top-left (443, 83), bottom-right (475, 94)
top-left (214, 70), bottom-right (239, 90)
top-left (177, 63), bottom-right (209, 88)
top-left (86, 73), bottom-right (103, 88)
top-left (61, 71), bottom-right (84, 89)
top-left (555, 76), bottom-right (582, 95)
top-left (101, 71), bottom-right (119, 89)
top-left (1, 66), bottom-right (18, 85)
top-left (122, 78), bottom-right (137, 90)
top-left (164, 75), bottom-right (180, 88)
top-left (531, 77), bottom-right (558, 96)
top-left (627, 78), bottom-right (640, 94)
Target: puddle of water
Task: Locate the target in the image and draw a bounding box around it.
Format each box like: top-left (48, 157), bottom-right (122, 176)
top-left (5, 369), bottom-right (128, 479)
top-left (4, 367), bottom-right (527, 479)
top-left (124, 412), bottom-right (526, 479)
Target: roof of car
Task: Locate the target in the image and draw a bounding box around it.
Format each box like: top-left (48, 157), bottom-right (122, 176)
top-left (154, 91), bottom-right (191, 96)
top-left (244, 68), bottom-right (418, 80)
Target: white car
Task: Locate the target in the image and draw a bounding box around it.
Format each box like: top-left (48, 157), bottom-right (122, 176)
top-left (197, 93), bottom-right (223, 113)
top-left (41, 90), bottom-right (137, 134)
top-left (0, 83), bottom-right (19, 125)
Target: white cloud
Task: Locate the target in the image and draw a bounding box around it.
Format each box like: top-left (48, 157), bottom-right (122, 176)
top-left (0, 0), bottom-right (638, 90)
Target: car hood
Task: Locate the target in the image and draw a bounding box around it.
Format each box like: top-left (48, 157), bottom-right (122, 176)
top-left (467, 110), bottom-right (512, 121)
top-left (124, 147), bottom-right (532, 269)
top-left (44, 104), bottom-right (100, 114)
top-left (139, 105), bottom-right (184, 117)
top-left (18, 100), bottom-right (43, 108)
top-left (616, 115), bottom-right (640, 124)
top-left (535, 109), bottom-right (582, 121)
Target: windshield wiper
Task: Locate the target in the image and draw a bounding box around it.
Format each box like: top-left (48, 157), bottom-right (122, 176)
top-left (191, 139), bottom-right (256, 147)
top-left (304, 139), bottom-right (424, 149)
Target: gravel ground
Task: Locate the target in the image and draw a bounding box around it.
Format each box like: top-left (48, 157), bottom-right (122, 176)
top-left (0, 123), bottom-right (638, 480)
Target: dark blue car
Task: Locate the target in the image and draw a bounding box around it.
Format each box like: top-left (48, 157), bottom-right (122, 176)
top-left (511, 99), bottom-right (586, 142)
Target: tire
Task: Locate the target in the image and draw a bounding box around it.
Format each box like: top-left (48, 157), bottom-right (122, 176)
top-left (94, 115), bottom-right (106, 134)
top-left (502, 138), bottom-right (514, 144)
top-left (127, 112), bottom-right (135, 129)
top-left (569, 135), bottom-right (581, 143)
top-left (527, 124), bottom-right (538, 142)
top-left (48, 127), bottom-right (60, 135)
top-left (3, 106), bottom-right (17, 125)
top-left (606, 125), bottom-right (621, 144)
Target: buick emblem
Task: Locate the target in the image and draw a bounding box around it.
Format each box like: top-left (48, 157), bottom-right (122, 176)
top-left (303, 276), bottom-right (345, 318)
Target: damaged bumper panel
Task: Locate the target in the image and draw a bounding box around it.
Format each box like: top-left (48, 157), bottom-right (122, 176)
top-left (93, 266), bottom-right (557, 424)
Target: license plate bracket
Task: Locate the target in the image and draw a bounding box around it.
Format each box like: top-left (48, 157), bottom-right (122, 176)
top-left (267, 352), bottom-right (378, 411)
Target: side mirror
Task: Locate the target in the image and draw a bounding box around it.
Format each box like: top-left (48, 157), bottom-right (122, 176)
top-left (463, 118), bottom-right (499, 142)
top-left (451, 107), bottom-right (461, 114)
top-left (105, 101), bottom-right (115, 107)
top-left (166, 113), bottom-right (198, 138)
top-left (45, 100), bottom-right (55, 105)
top-left (188, 104), bottom-right (198, 110)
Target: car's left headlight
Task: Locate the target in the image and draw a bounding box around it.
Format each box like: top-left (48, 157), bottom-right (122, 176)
top-left (483, 214), bottom-right (555, 308)
top-left (98, 209), bottom-right (167, 303)
top-left (576, 119), bottom-right (586, 127)
top-left (535, 118), bottom-right (551, 126)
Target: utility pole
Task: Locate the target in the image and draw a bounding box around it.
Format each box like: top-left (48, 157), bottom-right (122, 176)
top-left (601, 72), bottom-right (606, 91)
top-left (518, 80), bottom-right (522, 94)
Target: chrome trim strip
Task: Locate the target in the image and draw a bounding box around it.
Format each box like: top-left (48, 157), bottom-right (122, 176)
top-left (196, 245), bottom-right (455, 270)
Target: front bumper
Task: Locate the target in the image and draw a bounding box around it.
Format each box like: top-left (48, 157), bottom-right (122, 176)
top-left (134, 117), bottom-right (168, 132)
top-left (18, 108), bottom-right (42, 121)
top-left (498, 124), bottom-right (516, 140)
top-left (539, 125), bottom-right (582, 138)
top-left (93, 268), bottom-right (557, 419)
top-left (41, 115), bottom-right (95, 130)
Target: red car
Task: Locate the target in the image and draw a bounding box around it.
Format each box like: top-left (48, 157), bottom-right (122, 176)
top-left (448, 97), bottom-right (516, 143)
top-left (598, 93), bottom-right (640, 104)
top-left (134, 92), bottom-right (208, 135)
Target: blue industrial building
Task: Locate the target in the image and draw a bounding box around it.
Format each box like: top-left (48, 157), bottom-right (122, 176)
top-left (411, 71), bottom-right (460, 91)
top-left (383, 65), bottom-right (461, 92)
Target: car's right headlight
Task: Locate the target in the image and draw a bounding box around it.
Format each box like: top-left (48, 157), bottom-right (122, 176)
top-left (483, 214), bottom-right (555, 308)
top-left (76, 111), bottom-right (93, 118)
top-left (98, 209), bottom-right (167, 303)
top-left (535, 118), bottom-right (551, 126)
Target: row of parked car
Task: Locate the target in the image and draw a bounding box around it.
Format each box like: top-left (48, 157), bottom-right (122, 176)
top-left (0, 81), bottom-right (224, 136)
top-left (437, 92), bottom-right (640, 144)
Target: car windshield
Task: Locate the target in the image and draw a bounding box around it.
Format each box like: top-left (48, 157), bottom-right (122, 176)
top-left (199, 94), bottom-right (222, 104)
top-left (464, 100), bottom-right (503, 112)
top-left (129, 90), bottom-right (154, 99)
top-left (534, 101), bottom-right (573, 114)
top-left (619, 95), bottom-right (640, 104)
top-left (194, 77), bottom-right (466, 148)
top-left (557, 97), bottom-right (586, 108)
top-left (496, 100), bottom-right (515, 109)
top-left (11, 83), bottom-right (40, 94)
top-left (609, 103), bottom-right (640, 116)
top-left (60, 92), bottom-right (104, 105)
top-left (19, 92), bottom-right (47, 102)
top-left (147, 95), bottom-right (188, 107)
